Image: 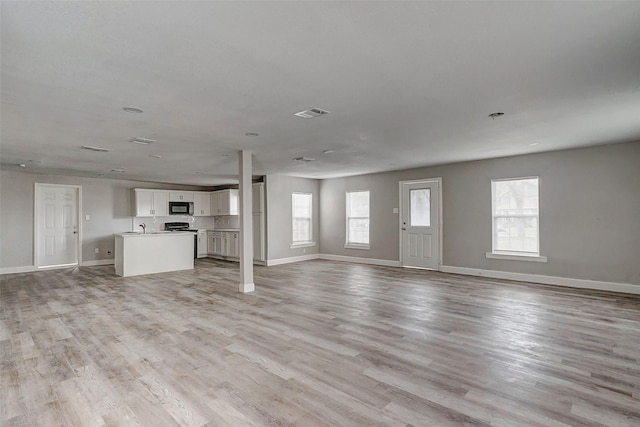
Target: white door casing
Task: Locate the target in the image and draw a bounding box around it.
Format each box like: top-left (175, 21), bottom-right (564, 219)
top-left (35, 184), bottom-right (81, 268)
top-left (399, 179), bottom-right (441, 269)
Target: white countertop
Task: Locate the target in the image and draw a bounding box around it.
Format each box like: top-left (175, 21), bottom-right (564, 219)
top-left (114, 231), bottom-right (194, 237)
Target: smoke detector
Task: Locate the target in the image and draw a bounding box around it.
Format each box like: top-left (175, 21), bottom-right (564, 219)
top-left (294, 108), bottom-right (329, 119)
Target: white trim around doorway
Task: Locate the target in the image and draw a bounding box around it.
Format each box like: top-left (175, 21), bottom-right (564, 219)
top-left (34, 183), bottom-right (83, 269)
top-left (398, 177), bottom-right (443, 270)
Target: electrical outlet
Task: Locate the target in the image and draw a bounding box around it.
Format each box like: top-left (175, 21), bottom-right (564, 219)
top-left (94, 248), bottom-right (99, 254)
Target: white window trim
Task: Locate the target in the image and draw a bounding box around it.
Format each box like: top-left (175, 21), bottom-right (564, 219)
top-left (289, 242), bottom-right (316, 249)
top-left (485, 252), bottom-right (547, 263)
top-left (345, 190), bottom-right (370, 249)
top-left (290, 242), bottom-right (316, 249)
top-left (291, 192), bottom-right (313, 245)
top-left (491, 176), bottom-right (544, 259)
top-left (344, 243), bottom-right (371, 250)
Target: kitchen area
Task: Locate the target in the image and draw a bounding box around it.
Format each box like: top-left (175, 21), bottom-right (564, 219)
top-left (114, 182), bottom-right (265, 277)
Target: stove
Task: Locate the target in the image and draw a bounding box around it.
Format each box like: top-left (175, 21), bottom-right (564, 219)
top-left (164, 222), bottom-right (198, 258)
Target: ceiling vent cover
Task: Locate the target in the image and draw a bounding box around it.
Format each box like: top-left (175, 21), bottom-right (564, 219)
top-left (131, 137), bottom-right (156, 145)
top-left (294, 157), bottom-right (315, 162)
top-left (294, 108), bottom-right (329, 119)
top-left (81, 145), bottom-right (110, 152)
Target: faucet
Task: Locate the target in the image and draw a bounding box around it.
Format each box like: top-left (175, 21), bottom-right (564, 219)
top-left (139, 223), bottom-right (146, 234)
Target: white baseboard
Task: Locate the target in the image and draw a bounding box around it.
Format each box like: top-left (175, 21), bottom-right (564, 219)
top-left (0, 265), bottom-right (36, 275)
top-left (266, 253), bottom-right (320, 266)
top-left (440, 265), bottom-right (640, 295)
top-left (82, 259), bottom-right (115, 267)
top-left (319, 254), bottom-right (401, 267)
top-left (239, 282), bottom-right (255, 293)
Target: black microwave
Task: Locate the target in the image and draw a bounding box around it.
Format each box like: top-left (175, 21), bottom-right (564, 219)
top-left (169, 201), bottom-right (194, 215)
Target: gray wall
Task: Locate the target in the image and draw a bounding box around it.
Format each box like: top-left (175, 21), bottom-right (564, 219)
top-left (0, 170), bottom-right (210, 268)
top-left (265, 174), bottom-right (320, 261)
top-left (320, 142), bottom-right (640, 285)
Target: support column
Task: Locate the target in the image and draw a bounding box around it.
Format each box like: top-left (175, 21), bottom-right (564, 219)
top-left (238, 150), bottom-right (254, 293)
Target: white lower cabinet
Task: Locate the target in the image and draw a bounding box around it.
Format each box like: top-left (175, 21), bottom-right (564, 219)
top-left (206, 231), bottom-right (240, 260)
top-left (197, 230), bottom-right (207, 258)
top-left (228, 232), bottom-right (238, 258)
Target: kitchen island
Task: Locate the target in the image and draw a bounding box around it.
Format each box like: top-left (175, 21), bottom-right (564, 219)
top-left (114, 232), bottom-right (194, 277)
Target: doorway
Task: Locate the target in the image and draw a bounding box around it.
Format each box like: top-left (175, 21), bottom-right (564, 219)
top-left (34, 184), bottom-right (81, 268)
top-left (399, 178), bottom-right (441, 269)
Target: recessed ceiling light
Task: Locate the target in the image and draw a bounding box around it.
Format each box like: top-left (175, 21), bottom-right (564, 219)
top-left (294, 157), bottom-right (315, 162)
top-left (322, 150), bottom-right (335, 154)
top-left (488, 112), bottom-right (504, 119)
top-left (149, 154), bottom-right (162, 159)
top-left (123, 107), bottom-right (143, 114)
top-left (245, 132), bottom-right (259, 137)
top-left (81, 145), bottom-right (110, 152)
top-left (18, 163), bottom-right (27, 168)
top-left (294, 108), bottom-right (330, 119)
top-left (110, 168), bottom-right (126, 173)
top-left (131, 137), bottom-right (156, 145)
top-left (529, 142), bottom-right (541, 146)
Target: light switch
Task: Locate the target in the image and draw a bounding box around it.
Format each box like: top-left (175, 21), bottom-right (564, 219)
top-left (393, 208), bottom-right (399, 214)
top-left (85, 214), bottom-right (91, 221)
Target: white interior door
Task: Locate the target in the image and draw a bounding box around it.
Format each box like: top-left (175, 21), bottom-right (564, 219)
top-left (400, 180), bottom-right (440, 269)
top-left (35, 184), bottom-right (79, 268)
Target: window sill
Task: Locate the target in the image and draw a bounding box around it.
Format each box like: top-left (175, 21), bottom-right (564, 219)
top-left (344, 244), bottom-right (371, 250)
top-left (485, 252), bottom-right (548, 263)
top-left (290, 242), bottom-right (316, 249)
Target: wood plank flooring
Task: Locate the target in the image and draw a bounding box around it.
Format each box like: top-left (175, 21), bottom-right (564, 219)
top-left (1, 259), bottom-right (639, 426)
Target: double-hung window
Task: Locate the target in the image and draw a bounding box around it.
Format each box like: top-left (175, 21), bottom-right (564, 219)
top-left (345, 190), bottom-right (370, 249)
top-left (291, 193), bottom-right (313, 246)
top-left (489, 177), bottom-right (545, 261)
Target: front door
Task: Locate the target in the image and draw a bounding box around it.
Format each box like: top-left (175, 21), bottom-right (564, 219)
top-left (400, 179), bottom-right (440, 269)
top-left (35, 184), bottom-right (79, 268)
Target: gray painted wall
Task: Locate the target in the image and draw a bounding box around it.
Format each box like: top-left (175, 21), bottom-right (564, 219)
top-left (265, 174), bottom-right (320, 261)
top-left (320, 142), bottom-right (640, 285)
top-left (0, 170), bottom-right (211, 268)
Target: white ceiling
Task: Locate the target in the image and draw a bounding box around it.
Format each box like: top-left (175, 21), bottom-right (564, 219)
top-left (2, 2), bottom-right (640, 185)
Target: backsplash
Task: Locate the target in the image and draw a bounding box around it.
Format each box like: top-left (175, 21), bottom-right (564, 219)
top-left (130, 215), bottom-right (239, 232)
top-left (131, 215), bottom-right (215, 232)
top-left (214, 215), bottom-right (239, 229)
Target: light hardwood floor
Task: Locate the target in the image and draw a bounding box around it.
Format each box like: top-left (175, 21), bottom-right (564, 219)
top-left (1, 259), bottom-right (639, 426)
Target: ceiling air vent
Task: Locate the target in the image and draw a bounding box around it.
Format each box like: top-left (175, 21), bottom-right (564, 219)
top-left (131, 137), bottom-right (156, 145)
top-left (294, 108), bottom-right (329, 119)
top-left (81, 145), bottom-right (110, 152)
top-left (294, 157), bottom-right (315, 162)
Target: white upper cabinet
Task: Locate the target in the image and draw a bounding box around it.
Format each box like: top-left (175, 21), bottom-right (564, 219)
top-left (193, 192), bottom-right (211, 216)
top-left (169, 191), bottom-right (194, 202)
top-left (211, 189), bottom-right (238, 215)
top-left (134, 189), bottom-right (169, 217)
